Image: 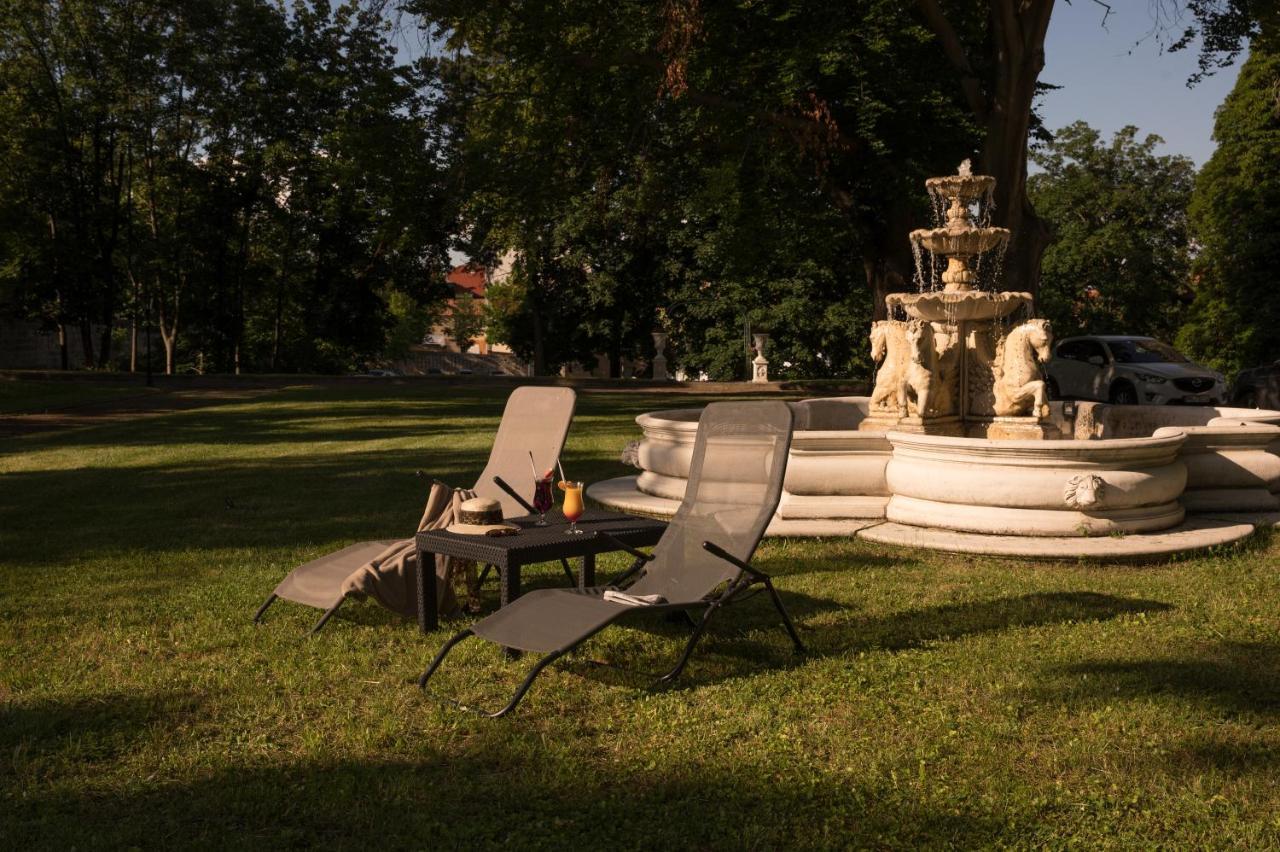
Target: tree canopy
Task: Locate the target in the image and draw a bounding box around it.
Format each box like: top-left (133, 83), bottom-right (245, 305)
top-left (1176, 21), bottom-right (1280, 376)
top-left (1, 1), bottom-right (1276, 379)
top-left (1029, 122), bottom-right (1195, 341)
top-left (0, 0), bottom-right (453, 373)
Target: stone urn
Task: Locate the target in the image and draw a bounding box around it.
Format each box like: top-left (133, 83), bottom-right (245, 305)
top-left (651, 332), bottom-right (669, 381)
top-left (751, 333), bottom-right (770, 384)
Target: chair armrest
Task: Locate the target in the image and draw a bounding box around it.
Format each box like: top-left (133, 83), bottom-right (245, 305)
top-left (492, 475), bottom-right (536, 514)
top-left (597, 531), bottom-right (655, 564)
top-left (702, 540), bottom-right (766, 581)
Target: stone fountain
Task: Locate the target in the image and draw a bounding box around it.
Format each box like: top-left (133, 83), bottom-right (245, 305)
top-left (862, 162), bottom-right (1052, 440)
top-left (591, 164), bottom-right (1280, 560)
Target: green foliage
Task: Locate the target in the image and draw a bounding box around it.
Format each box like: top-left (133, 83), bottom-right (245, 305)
top-left (448, 291), bottom-right (485, 351)
top-left (1028, 122), bottom-right (1195, 341)
top-left (413, 0), bottom-right (974, 379)
top-left (383, 290), bottom-right (437, 360)
top-left (1176, 30), bottom-right (1280, 376)
top-left (0, 0), bottom-right (453, 374)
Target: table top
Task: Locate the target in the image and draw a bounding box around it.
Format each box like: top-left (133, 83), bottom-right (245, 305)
top-left (415, 509), bottom-right (667, 565)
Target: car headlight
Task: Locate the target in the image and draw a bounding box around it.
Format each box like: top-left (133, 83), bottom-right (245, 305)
top-left (1136, 372), bottom-right (1167, 384)
top-left (1214, 373), bottom-right (1225, 385)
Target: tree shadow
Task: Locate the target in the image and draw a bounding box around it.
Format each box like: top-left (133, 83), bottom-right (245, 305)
top-left (517, 592), bottom-right (1172, 698)
top-left (1041, 641), bottom-right (1280, 718)
top-left (3, 690), bottom-right (206, 772)
top-left (4, 749), bottom-right (1004, 849)
top-left (1161, 734), bottom-right (1280, 776)
top-left (826, 592), bottom-right (1173, 656)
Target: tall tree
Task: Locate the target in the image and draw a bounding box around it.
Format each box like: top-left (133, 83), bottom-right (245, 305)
top-left (1029, 122), bottom-right (1195, 340)
top-left (1176, 19), bottom-right (1280, 376)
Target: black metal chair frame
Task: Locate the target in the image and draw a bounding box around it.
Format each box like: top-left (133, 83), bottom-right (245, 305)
top-left (418, 534), bottom-right (805, 718)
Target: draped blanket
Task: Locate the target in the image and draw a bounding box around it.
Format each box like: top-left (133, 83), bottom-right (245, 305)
top-left (341, 482), bottom-right (479, 617)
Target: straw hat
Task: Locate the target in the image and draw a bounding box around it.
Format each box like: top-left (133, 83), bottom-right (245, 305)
top-left (447, 496), bottom-right (518, 535)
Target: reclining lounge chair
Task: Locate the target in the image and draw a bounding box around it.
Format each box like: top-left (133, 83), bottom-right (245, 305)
top-left (254, 385), bottom-right (577, 633)
top-left (419, 400), bottom-right (803, 717)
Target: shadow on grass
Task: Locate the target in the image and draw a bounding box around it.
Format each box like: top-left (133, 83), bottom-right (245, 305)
top-left (1043, 641), bottom-right (1280, 717)
top-left (0, 384), bottom-right (715, 457)
top-left (469, 592), bottom-right (1171, 703)
top-left (3, 690), bottom-right (205, 770)
top-left (827, 592), bottom-right (1173, 655)
top-left (3, 750), bottom-right (1003, 849)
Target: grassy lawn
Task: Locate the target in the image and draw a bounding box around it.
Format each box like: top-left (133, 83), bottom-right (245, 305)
top-left (3, 382), bottom-right (1280, 849)
top-left (0, 377), bottom-right (155, 414)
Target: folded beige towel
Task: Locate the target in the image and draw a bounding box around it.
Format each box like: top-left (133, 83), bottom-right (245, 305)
top-left (602, 590), bottom-right (667, 607)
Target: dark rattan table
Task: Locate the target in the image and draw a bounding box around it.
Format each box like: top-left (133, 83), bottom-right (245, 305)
top-left (414, 509), bottom-right (667, 632)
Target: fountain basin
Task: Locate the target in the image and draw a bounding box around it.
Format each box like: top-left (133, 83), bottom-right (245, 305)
top-left (886, 290), bottom-right (1032, 322)
top-left (926, 173), bottom-right (995, 198)
top-left (1152, 423), bottom-right (1280, 512)
top-left (909, 226), bottom-right (1010, 257)
top-left (884, 431), bottom-right (1187, 536)
top-left (633, 400), bottom-right (891, 521)
top-left (591, 397), bottom-right (1280, 555)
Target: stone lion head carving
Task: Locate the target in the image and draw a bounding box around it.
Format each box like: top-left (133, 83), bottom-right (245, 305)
top-left (1063, 474), bottom-right (1106, 509)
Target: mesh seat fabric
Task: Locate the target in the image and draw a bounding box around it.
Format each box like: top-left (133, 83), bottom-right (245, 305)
top-left (473, 386), bottom-right (577, 518)
top-left (470, 401), bottom-right (794, 653)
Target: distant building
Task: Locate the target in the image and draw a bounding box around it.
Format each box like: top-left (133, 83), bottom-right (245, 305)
top-left (424, 260), bottom-right (514, 355)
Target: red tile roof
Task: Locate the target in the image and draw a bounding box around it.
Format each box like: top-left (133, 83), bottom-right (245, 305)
top-left (446, 264), bottom-right (487, 298)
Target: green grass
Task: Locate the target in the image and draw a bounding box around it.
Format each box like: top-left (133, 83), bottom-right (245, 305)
top-left (0, 378), bottom-right (153, 414)
top-left (3, 383), bottom-right (1280, 849)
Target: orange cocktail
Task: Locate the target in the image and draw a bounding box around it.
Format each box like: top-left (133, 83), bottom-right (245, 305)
top-left (561, 480), bottom-right (585, 535)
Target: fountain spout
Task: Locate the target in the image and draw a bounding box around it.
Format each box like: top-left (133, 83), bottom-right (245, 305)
top-left (864, 168), bottom-right (1051, 440)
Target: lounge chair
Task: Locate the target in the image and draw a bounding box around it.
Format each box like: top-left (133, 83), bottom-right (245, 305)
top-left (254, 385), bottom-right (577, 633)
top-left (419, 400), bottom-right (802, 717)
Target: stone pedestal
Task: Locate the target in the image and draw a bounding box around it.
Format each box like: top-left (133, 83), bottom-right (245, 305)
top-left (975, 417), bottom-right (1063, 441)
top-left (751, 333), bottom-right (770, 384)
top-left (651, 332), bottom-right (669, 381)
top-left (859, 414), bottom-right (964, 436)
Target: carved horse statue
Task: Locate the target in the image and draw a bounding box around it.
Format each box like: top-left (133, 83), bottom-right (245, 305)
top-left (869, 320), bottom-right (910, 414)
top-left (994, 318), bottom-right (1053, 418)
top-left (904, 319), bottom-right (940, 417)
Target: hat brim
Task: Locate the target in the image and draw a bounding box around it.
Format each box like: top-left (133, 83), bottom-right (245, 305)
top-left (446, 522), bottom-right (519, 535)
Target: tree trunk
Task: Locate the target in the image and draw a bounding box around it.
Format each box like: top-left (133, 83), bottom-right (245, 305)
top-left (98, 288), bottom-right (114, 368)
top-left (864, 196), bottom-right (918, 321)
top-left (979, 0), bottom-right (1055, 299)
top-left (157, 276), bottom-right (179, 375)
top-left (58, 323), bottom-right (68, 371)
top-left (531, 305), bottom-right (546, 376)
top-left (915, 0), bottom-right (1056, 300)
top-left (79, 319), bottom-right (95, 369)
top-left (608, 309), bottom-right (624, 378)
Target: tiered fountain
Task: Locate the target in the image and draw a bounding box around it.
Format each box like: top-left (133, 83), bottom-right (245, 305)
top-left (592, 165), bottom-right (1280, 560)
top-left (861, 161), bottom-right (1052, 440)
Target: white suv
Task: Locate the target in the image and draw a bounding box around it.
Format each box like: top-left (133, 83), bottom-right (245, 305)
top-left (1046, 335), bottom-right (1226, 405)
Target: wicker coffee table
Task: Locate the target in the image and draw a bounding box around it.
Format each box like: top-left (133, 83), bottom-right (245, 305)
top-left (414, 509), bottom-right (667, 632)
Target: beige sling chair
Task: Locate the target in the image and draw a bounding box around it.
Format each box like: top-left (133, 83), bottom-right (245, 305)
top-left (254, 386), bottom-right (577, 634)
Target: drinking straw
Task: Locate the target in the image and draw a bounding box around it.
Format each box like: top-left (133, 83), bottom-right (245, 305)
top-left (557, 457), bottom-right (567, 483)
top-left (528, 451), bottom-right (539, 480)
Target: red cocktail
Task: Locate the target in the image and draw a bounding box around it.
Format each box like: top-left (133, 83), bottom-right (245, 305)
top-left (532, 473), bottom-right (554, 526)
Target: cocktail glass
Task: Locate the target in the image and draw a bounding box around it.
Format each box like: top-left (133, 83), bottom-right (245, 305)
top-left (562, 481), bottom-right (585, 535)
top-left (532, 473), bottom-right (554, 526)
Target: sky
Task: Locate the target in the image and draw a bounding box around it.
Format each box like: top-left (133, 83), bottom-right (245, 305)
top-left (1039, 1), bottom-right (1245, 166)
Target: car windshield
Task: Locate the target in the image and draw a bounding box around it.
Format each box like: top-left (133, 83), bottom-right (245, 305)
top-left (1108, 339), bottom-right (1188, 364)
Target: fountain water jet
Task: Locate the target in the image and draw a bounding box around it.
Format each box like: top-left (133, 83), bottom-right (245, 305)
top-left (860, 165), bottom-right (1047, 439)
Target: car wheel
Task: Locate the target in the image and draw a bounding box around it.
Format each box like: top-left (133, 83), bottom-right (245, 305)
top-left (1109, 382), bottom-right (1139, 405)
top-left (1046, 377), bottom-right (1060, 400)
